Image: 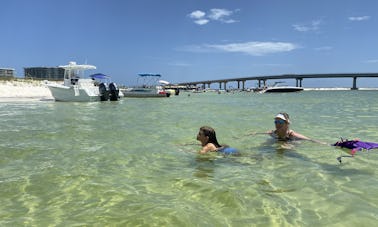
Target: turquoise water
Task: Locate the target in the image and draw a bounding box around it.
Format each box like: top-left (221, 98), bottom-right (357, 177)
top-left (1, 91), bottom-right (378, 226)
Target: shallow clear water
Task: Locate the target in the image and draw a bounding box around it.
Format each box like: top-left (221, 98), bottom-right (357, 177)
top-left (1, 91), bottom-right (378, 226)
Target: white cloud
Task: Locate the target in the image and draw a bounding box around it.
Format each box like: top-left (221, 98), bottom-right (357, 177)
top-left (180, 41), bottom-right (298, 56)
top-left (189, 10), bottom-right (206, 19)
top-left (222, 19), bottom-right (237, 24)
top-left (293, 24), bottom-right (310, 32)
top-left (365, 59), bottom-right (378, 63)
top-left (194, 19), bottom-right (209, 25)
top-left (188, 8), bottom-right (239, 25)
top-left (208, 8), bottom-right (232, 20)
top-left (349, 16), bottom-right (370, 21)
top-left (293, 20), bottom-right (322, 32)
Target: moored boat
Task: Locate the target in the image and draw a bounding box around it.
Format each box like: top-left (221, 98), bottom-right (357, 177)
top-left (259, 82), bottom-right (303, 93)
top-left (121, 74), bottom-right (170, 98)
top-left (45, 62), bottom-right (120, 102)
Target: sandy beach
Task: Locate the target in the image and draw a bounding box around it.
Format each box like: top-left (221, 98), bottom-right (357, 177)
top-left (0, 80), bottom-right (54, 101)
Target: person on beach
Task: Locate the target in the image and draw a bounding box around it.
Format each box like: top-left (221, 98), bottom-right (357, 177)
top-left (196, 126), bottom-right (239, 155)
top-left (265, 112), bottom-right (325, 144)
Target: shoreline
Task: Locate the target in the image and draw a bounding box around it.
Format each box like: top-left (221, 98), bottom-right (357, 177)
top-left (0, 80), bottom-right (54, 101)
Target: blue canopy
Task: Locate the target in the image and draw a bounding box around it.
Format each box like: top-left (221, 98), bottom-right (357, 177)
top-left (138, 74), bottom-right (161, 77)
top-left (90, 73), bottom-right (110, 79)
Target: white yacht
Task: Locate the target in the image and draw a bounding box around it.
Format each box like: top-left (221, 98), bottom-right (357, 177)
top-left (46, 62), bottom-right (120, 102)
top-left (259, 82), bottom-right (303, 93)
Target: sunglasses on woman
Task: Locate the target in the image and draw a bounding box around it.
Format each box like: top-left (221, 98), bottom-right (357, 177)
top-left (274, 119), bottom-right (286, 125)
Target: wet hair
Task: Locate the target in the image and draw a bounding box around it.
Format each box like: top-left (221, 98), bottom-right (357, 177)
top-left (199, 126), bottom-right (221, 148)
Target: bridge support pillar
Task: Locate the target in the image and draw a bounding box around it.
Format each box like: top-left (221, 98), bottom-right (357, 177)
top-left (258, 80), bottom-right (266, 88)
top-left (352, 77), bottom-right (358, 90)
top-left (259, 79), bottom-right (267, 88)
top-left (237, 81), bottom-right (240, 90)
top-left (296, 78), bottom-right (303, 87)
top-left (242, 80), bottom-right (245, 90)
top-left (224, 82), bottom-right (227, 90)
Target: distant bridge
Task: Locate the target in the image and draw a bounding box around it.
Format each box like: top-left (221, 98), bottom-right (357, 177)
top-left (176, 73), bottom-right (378, 90)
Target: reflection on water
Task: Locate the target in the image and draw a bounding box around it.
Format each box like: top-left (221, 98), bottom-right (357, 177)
top-left (1, 91), bottom-right (378, 225)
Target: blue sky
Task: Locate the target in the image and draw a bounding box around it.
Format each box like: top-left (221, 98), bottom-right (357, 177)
top-left (1, 0), bottom-right (378, 88)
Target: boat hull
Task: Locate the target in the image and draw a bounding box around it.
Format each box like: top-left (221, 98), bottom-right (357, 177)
top-left (47, 84), bottom-right (101, 102)
top-left (121, 88), bottom-right (169, 98)
top-left (261, 87), bottom-right (303, 93)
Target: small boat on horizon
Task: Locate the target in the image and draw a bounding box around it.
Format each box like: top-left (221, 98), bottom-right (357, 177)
top-left (121, 74), bottom-right (170, 98)
top-left (45, 62), bottom-right (120, 102)
top-left (259, 82), bottom-right (303, 93)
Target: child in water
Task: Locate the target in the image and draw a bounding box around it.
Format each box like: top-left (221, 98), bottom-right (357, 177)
top-left (196, 126), bottom-right (238, 155)
top-left (196, 126), bottom-right (222, 154)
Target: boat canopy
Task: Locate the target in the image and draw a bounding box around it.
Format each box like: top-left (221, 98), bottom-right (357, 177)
top-left (90, 73), bottom-right (110, 79)
top-left (59, 61), bottom-right (96, 70)
top-left (138, 74), bottom-right (161, 77)
top-left (158, 80), bottom-right (170, 85)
